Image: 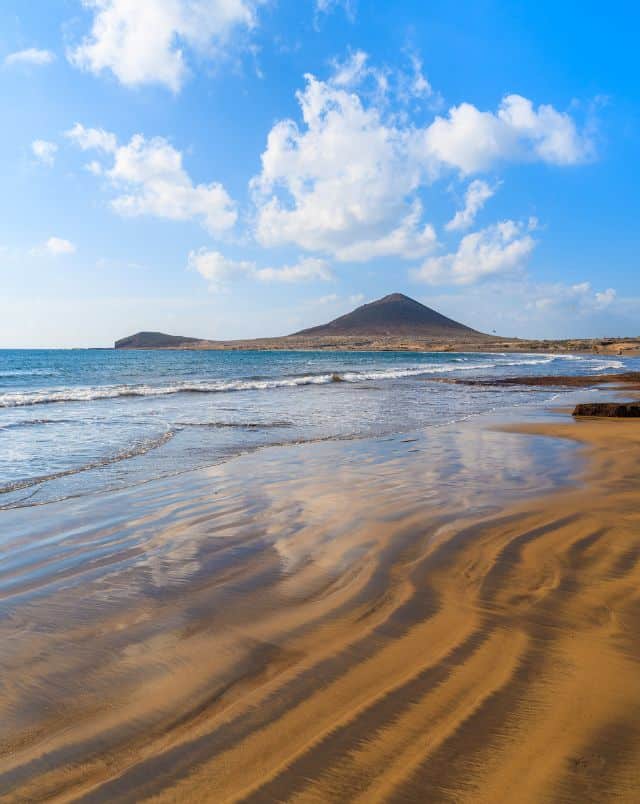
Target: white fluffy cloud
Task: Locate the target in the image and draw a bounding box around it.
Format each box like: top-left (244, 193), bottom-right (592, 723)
top-left (251, 60), bottom-right (592, 263)
top-left (188, 249), bottom-right (254, 290)
top-left (108, 135), bottom-right (236, 232)
top-left (446, 179), bottom-right (496, 232)
top-left (31, 140), bottom-right (58, 166)
top-left (414, 219), bottom-right (536, 285)
top-left (423, 95), bottom-right (593, 173)
top-left (69, 0), bottom-right (260, 92)
top-left (66, 124), bottom-right (237, 234)
top-left (5, 48), bottom-right (54, 66)
top-left (251, 72), bottom-right (435, 261)
top-left (332, 202), bottom-right (436, 262)
top-left (59, 52), bottom-right (596, 299)
top-left (189, 249), bottom-right (332, 290)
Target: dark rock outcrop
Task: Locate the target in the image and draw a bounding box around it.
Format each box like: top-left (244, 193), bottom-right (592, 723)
top-left (446, 372), bottom-right (640, 388)
top-left (115, 332), bottom-right (202, 349)
top-left (572, 403), bottom-right (640, 418)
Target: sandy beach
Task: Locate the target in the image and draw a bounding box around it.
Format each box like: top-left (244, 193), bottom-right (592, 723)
top-left (4, 0), bottom-right (639, 798)
top-left (1, 397), bottom-right (640, 802)
top-left (4, 0), bottom-right (640, 798)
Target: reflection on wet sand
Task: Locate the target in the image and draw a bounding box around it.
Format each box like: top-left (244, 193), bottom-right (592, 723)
top-left (1, 414), bottom-right (640, 802)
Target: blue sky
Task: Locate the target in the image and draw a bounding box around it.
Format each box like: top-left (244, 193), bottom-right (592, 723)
top-left (1, 0), bottom-right (638, 347)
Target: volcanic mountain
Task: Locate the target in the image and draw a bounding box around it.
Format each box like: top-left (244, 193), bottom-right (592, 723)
top-left (292, 293), bottom-right (483, 338)
top-left (115, 294), bottom-right (490, 349)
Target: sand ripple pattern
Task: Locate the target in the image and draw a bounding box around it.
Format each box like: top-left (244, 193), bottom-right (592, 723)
top-left (1, 418), bottom-right (640, 802)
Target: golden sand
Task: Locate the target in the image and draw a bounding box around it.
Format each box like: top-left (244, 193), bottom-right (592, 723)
top-left (1, 414), bottom-right (640, 802)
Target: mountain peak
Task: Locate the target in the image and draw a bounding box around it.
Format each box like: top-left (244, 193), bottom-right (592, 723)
top-left (377, 292), bottom-right (413, 303)
top-left (292, 293), bottom-right (484, 338)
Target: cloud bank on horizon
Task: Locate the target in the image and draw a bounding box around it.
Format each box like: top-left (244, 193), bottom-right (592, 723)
top-left (0, 0), bottom-right (635, 345)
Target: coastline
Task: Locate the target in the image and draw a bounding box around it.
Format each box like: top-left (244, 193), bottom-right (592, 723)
top-left (7, 350), bottom-right (626, 511)
top-left (114, 337), bottom-right (640, 356)
top-left (1, 395), bottom-right (640, 801)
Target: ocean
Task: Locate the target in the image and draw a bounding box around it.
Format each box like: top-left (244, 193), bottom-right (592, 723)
top-left (0, 348), bottom-right (635, 509)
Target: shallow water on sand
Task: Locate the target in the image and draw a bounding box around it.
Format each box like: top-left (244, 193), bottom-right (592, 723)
top-left (1, 348), bottom-right (635, 507)
top-left (3, 392), bottom-right (640, 801)
top-left (0, 406), bottom-right (578, 609)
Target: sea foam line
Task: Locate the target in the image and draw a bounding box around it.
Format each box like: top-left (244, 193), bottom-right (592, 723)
top-left (0, 353), bottom-right (604, 408)
top-left (0, 364), bottom-right (485, 406)
top-left (0, 429), bottom-right (176, 496)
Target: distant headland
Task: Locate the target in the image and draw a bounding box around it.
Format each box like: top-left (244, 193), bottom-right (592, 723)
top-left (115, 292), bottom-right (640, 355)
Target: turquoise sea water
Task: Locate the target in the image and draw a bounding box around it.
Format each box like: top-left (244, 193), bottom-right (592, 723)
top-left (0, 348), bottom-right (635, 508)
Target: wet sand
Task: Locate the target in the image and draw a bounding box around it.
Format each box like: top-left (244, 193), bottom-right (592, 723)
top-left (1, 407), bottom-right (640, 802)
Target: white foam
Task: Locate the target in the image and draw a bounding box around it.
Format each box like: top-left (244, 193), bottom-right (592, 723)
top-left (590, 359), bottom-right (625, 370)
top-left (0, 352), bottom-right (626, 408)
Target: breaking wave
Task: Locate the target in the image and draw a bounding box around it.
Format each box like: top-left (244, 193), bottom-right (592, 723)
top-left (0, 353), bottom-right (620, 408)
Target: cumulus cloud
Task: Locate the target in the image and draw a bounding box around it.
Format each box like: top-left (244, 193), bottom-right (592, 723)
top-left (423, 94), bottom-right (594, 173)
top-left (188, 249), bottom-right (254, 290)
top-left (31, 140), bottom-right (58, 166)
top-left (60, 51), bottom-right (596, 300)
top-left (5, 48), bottom-right (54, 66)
top-left (69, 0), bottom-right (260, 92)
top-left (31, 237), bottom-right (77, 256)
top-left (250, 58), bottom-right (592, 263)
top-left (414, 219), bottom-right (536, 285)
top-left (332, 202), bottom-right (437, 262)
top-left (66, 124), bottom-right (237, 234)
top-left (189, 249), bottom-right (332, 290)
top-left (446, 179), bottom-right (496, 232)
top-left (251, 72), bottom-right (435, 261)
top-left (107, 135), bottom-right (237, 232)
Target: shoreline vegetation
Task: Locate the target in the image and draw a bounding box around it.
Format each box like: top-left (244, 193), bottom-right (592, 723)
top-left (1, 377), bottom-right (640, 800)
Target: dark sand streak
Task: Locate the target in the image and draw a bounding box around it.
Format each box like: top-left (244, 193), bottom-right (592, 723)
top-left (2, 407), bottom-right (640, 802)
